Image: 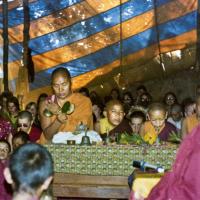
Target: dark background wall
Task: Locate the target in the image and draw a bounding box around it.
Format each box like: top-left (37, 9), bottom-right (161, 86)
top-left (90, 68), bottom-right (200, 103)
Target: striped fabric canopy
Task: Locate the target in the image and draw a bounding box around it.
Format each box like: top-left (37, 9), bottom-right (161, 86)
top-left (0, 0), bottom-right (197, 96)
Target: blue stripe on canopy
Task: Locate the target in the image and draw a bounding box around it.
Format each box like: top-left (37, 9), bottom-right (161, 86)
top-left (1, 0), bottom-right (171, 28)
top-left (0, 0), bottom-right (83, 28)
top-left (29, 11), bottom-right (196, 90)
top-left (2, 0), bottom-right (172, 63)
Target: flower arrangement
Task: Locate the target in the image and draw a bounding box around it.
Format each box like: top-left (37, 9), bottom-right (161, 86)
top-left (168, 131), bottom-right (182, 144)
top-left (143, 132), bottom-right (157, 145)
top-left (117, 132), bottom-right (145, 145)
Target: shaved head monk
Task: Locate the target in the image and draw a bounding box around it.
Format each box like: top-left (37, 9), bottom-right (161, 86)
top-left (39, 67), bottom-right (93, 144)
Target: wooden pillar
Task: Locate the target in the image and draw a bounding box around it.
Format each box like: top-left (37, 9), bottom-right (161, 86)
top-left (16, 0), bottom-right (31, 108)
top-left (2, 0), bottom-right (9, 91)
top-left (23, 0), bottom-right (30, 68)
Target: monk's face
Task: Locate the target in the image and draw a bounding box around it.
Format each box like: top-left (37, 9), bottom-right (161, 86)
top-left (12, 138), bottom-right (25, 150)
top-left (106, 104), bottom-right (124, 126)
top-left (17, 118), bottom-right (32, 133)
top-left (148, 110), bottom-right (167, 130)
top-left (52, 73), bottom-right (71, 100)
top-left (129, 117), bottom-right (143, 134)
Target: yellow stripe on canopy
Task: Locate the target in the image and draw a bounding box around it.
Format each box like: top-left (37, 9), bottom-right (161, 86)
top-left (22, 29), bottom-right (196, 105)
top-left (0, 0), bottom-right (36, 12)
top-left (1, 0), bottom-right (129, 44)
top-left (7, 0), bottom-right (197, 81)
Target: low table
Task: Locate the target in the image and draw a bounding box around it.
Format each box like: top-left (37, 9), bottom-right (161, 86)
top-left (53, 173), bottom-right (129, 199)
top-left (46, 144), bottom-right (177, 176)
top-left (46, 144), bottom-right (177, 199)
top-left (131, 170), bottom-right (164, 199)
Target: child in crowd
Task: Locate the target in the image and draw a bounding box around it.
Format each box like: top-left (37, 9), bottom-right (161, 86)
top-left (0, 140), bottom-right (10, 160)
top-left (183, 99), bottom-right (195, 117)
top-left (92, 103), bottom-right (102, 133)
top-left (167, 104), bottom-right (183, 133)
top-left (0, 140), bottom-right (12, 199)
top-left (122, 92), bottom-right (134, 115)
top-left (181, 95), bottom-right (200, 139)
top-left (12, 131), bottom-right (30, 150)
top-left (0, 91), bottom-right (13, 120)
top-left (7, 96), bottom-right (20, 129)
top-left (138, 92), bottom-right (152, 109)
top-left (4, 143), bottom-right (54, 200)
top-left (17, 111), bottom-right (42, 142)
top-left (25, 102), bottom-right (41, 130)
top-left (100, 100), bottom-right (132, 141)
top-left (135, 85), bottom-right (147, 105)
top-left (110, 88), bottom-right (121, 101)
top-left (136, 85), bottom-right (147, 97)
top-left (140, 103), bottom-right (177, 144)
top-left (163, 92), bottom-right (177, 117)
top-left (129, 111), bottom-right (145, 134)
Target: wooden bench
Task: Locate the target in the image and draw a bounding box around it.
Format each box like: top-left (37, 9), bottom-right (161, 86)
top-left (53, 173), bottom-right (129, 199)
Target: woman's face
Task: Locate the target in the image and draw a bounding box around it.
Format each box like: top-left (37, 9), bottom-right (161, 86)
top-left (27, 104), bottom-right (37, 118)
top-left (8, 102), bottom-right (18, 115)
top-left (92, 104), bottom-right (101, 118)
top-left (165, 94), bottom-right (176, 106)
top-left (123, 94), bottom-right (132, 105)
top-left (2, 97), bottom-right (7, 109)
top-left (111, 90), bottom-right (119, 100)
top-left (140, 94), bottom-right (150, 107)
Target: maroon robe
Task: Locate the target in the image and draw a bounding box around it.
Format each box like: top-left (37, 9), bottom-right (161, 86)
top-left (146, 124), bottom-right (200, 200)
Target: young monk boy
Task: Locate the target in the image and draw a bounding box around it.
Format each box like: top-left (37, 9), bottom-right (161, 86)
top-left (17, 111), bottom-right (42, 142)
top-left (100, 100), bottom-right (132, 141)
top-left (4, 143), bottom-right (53, 200)
top-left (129, 111), bottom-right (145, 134)
top-left (12, 131), bottom-right (30, 150)
top-left (140, 103), bottom-right (176, 144)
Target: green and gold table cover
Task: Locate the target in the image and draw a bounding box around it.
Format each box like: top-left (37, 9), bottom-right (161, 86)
top-left (45, 144), bottom-right (178, 176)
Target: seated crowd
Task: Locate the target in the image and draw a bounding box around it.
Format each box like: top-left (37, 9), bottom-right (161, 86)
top-left (0, 67), bottom-right (199, 199)
top-left (0, 69), bottom-right (199, 147)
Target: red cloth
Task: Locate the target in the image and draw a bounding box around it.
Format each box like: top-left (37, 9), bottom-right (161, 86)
top-left (0, 117), bottom-right (15, 140)
top-left (145, 124), bottom-right (200, 200)
top-left (0, 160), bottom-right (12, 200)
top-left (29, 125), bottom-right (42, 142)
top-left (109, 119), bottom-right (132, 136)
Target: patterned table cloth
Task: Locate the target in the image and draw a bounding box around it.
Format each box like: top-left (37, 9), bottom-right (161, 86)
top-left (45, 144), bottom-right (178, 176)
